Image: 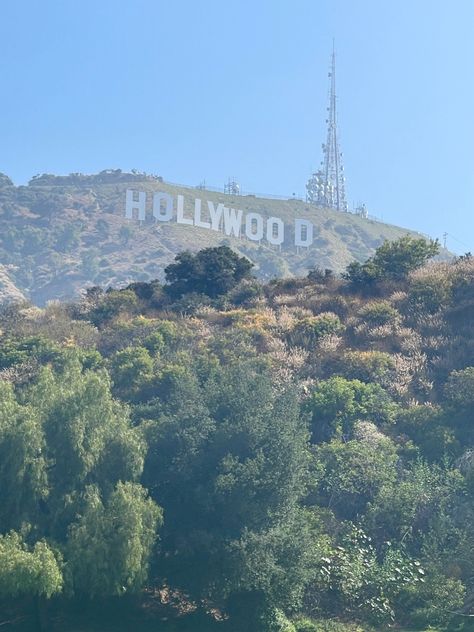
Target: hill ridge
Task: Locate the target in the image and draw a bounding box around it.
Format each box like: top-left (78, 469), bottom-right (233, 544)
top-left (0, 170), bottom-right (442, 305)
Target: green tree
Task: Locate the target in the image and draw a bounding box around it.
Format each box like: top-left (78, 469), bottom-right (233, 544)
top-left (143, 362), bottom-right (316, 625)
top-left (288, 314), bottom-right (345, 348)
top-left (344, 237), bottom-right (439, 288)
top-left (371, 236), bottom-right (440, 279)
top-left (396, 404), bottom-right (458, 460)
top-left (0, 531), bottom-right (62, 599)
top-left (0, 382), bottom-right (47, 531)
top-left (23, 357), bottom-right (146, 535)
top-left (0, 355), bottom-right (162, 613)
top-left (55, 223), bottom-right (82, 253)
top-left (66, 482), bottom-right (162, 597)
top-left (444, 367), bottom-right (474, 444)
top-left (315, 437), bottom-right (398, 519)
top-left (164, 246), bottom-right (254, 298)
top-left (304, 376), bottom-right (398, 443)
top-left (87, 289), bottom-right (138, 326)
top-left (109, 345), bottom-right (154, 400)
top-left (365, 460), bottom-right (463, 543)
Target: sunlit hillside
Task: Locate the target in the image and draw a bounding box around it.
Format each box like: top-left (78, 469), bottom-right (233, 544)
top-left (0, 170), bottom-right (442, 305)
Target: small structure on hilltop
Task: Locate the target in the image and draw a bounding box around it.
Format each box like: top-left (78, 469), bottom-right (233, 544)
top-left (355, 203), bottom-right (368, 219)
top-left (224, 177), bottom-right (241, 196)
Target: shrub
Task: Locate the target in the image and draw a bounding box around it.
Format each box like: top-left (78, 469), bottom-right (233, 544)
top-left (305, 376), bottom-right (398, 443)
top-left (152, 320), bottom-right (180, 345)
top-left (142, 331), bottom-right (165, 355)
top-left (408, 277), bottom-right (450, 313)
top-left (289, 314), bottom-right (345, 348)
top-left (0, 172), bottom-right (13, 187)
top-left (297, 621), bottom-right (369, 632)
top-left (262, 608), bottom-right (297, 632)
top-left (315, 438), bottom-right (397, 519)
top-left (170, 291), bottom-right (212, 315)
top-left (227, 278), bottom-right (264, 306)
top-left (344, 237), bottom-right (440, 289)
top-left (109, 346), bottom-right (154, 399)
top-left (312, 527), bottom-right (425, 625)
top-left (307, 268), bottom-right (334, 284)
top-left (126, 280), bottom-right (161, 301)
top-left (335, 350), bottom-right (396, 386)
top-left (312, 294), bottom-right (350, 318)
top-left (357, 300), bottom-right (401, 327)
top-left (396, 404), bottom-right (458, 460)
top-left (444, 366), bottom-right (474, 410)
top-left (397, 573), bottom-right (465, 628)
top-left (88, 289), bottom-right (138, 326)
top-left (293, 617), bottom-right (319, 632)
top-left (0, 335), bottom-right (61, 369)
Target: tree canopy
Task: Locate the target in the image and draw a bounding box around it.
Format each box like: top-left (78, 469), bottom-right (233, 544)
top-left (164, 246), bottom-right (254, 298)
top-left (344, 236), bottom-right (440, 288)
top-left (1, 242), bottom-right (474, 632)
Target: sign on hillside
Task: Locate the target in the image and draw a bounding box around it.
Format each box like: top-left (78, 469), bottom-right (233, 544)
top-left (125, 190), bottom-right (315, 248)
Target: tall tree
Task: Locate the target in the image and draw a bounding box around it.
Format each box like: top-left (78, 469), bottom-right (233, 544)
top-left (143, 361), bottom-right (319, 623)
top-left (164, 246), bottom-right (254, 298)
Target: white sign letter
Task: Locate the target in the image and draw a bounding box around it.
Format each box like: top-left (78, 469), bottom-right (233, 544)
top-left (194, 198), bottom-right (211, 229)
top-left (245, 212), bottom-right (264, 241)
top-left (207, 201), bottom-right (224, 231)
top-left (176, 195), bottom-right (193, 226)
top-left (153, 192), bottom-right (174, 222)
top-left (295, 219), bottom-right (314, 247)
top-left (266, 217), bottom-right (285, 245)
top-left (223, 207), bottom-right (243, 237)
top-left (126, 189), bottom-right (146, 220)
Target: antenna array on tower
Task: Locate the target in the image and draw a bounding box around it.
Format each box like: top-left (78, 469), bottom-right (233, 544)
top-left (307, 45), bottom-right (348, 212)
top-left (224, 177), bottom-right (241, 196)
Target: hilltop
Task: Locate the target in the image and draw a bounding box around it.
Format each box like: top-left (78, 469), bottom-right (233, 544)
top-left (0, 170), bottom-right (441, 305)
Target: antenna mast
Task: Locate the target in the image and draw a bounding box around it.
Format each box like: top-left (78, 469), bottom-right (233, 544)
top-left (224, 177), bottom-right (240, 196)
top-left (307, 43), bottom-right (348, 212)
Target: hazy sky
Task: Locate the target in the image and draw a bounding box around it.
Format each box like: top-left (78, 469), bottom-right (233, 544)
top-left (1, 1), bottom-right (473, 252)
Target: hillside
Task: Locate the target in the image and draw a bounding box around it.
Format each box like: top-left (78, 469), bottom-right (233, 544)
top-left (0, 170), bottom-right (438, 305)
top-left (0, 243), bottom-right (473, 632)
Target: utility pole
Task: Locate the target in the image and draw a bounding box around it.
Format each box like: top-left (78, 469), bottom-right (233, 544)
top-left (307, 42), bottom-right (348, 212)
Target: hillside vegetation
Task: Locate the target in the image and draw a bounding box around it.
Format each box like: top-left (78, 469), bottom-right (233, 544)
top-left (0, 170), bottom-right (436, 305)
top-left (0, 237), bottom-right (473, 632)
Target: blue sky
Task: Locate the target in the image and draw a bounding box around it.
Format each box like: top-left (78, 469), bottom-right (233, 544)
top-left (1, 0), bottom-right (473, 252)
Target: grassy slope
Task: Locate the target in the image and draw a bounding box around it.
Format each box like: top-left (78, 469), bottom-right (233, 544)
top-left (0, 177), bottom-right (431, 305)
top-left (91, 178), bottom-right (424, 276)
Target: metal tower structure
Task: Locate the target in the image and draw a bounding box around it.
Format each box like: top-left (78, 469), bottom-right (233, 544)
top-left (224, 177), bottom-right (241, 196)
top-left (306, 44), bottom-right (348, 212)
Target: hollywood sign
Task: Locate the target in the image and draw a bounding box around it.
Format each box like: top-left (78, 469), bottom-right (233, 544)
top-left (125, 190), bottom-right (315, 247)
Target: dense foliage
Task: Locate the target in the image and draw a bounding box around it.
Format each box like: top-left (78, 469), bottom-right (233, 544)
top-left (1, 240), bottom-right (474, 632)
top-left (164, 246), bottom-right (254, 298)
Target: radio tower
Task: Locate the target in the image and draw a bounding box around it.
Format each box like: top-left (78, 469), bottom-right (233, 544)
top-left (306, 43), bottom-right (348, 212)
